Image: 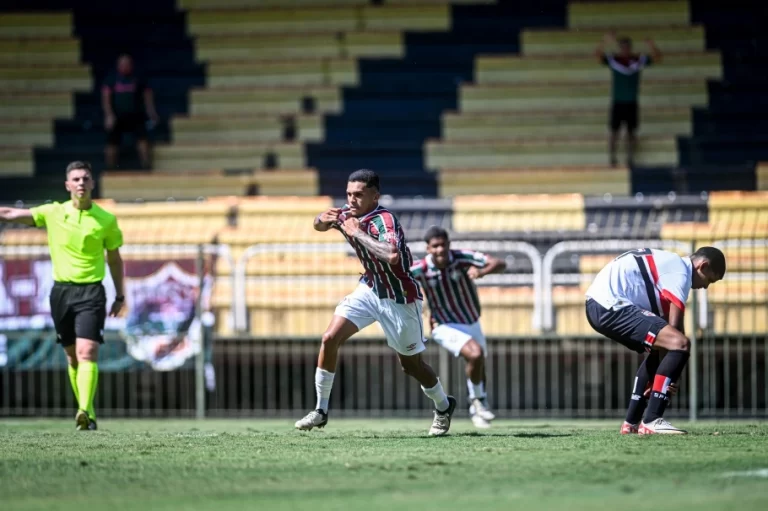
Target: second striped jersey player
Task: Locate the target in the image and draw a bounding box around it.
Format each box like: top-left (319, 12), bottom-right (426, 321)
top-left (295, 170), bottom-right (456, 436)
top-left (410, 226), bottom-right (506, 429)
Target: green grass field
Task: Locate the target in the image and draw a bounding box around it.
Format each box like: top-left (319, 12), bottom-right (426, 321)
top-left (1, 419), bottom-right (767, 510)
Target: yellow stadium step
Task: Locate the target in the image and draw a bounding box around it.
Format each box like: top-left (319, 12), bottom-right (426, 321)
top-left (452, 194), bottom-right (585, 232)
top-left (441, 108), bottom-right (691, 140)
top-left (568, 1), bottom-right (690, 29)
top-left (181, 0), bottom-right (367, 9)
top-left (102, 169), bottom-right (319, 200)
top-left (194, 32), bottom-right (404, 62)
top-left (475, 53), bottom-right (721, 85)
top-left (522, 26), bottom-right (706, 56)
top-left (0, 120), bottom-right (54, 146)
top-left (426, 136), bottom-right (678, 169)
top-left (190, 87), bottom-right (341, 116)
top-left (206, 59), bottom-right (358, 88)
top-left (0, 38), bottom-right (81, 65)
top-left (171, 115), bottom-right (323, 143)
top-left (186, 5), bottom-right (450, 35)
top-left (459, 81), bottom-right (708, 113)
top-left (153, 142), bottom-right (305, 171)
top-left (661, 223), bottom-right (768, 242)
top-left (0, 92), bottom-right (74, 120)
top-left (758, 162), bottom-right (768, 191)
top-left (0, 147), bottom-right (34, 177)
top-left (0, 12), bottom-right (73, 38)
top-left (0, 64), bottom-right (91, 92)
top-left (439, 166), bottom-right (630, 196)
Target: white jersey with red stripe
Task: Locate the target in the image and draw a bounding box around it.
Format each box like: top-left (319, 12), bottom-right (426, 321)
top-left (586, 248), bottom-right (692, 319)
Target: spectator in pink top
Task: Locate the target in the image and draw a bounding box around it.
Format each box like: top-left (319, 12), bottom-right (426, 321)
top-left (102, 54), bottom-right (159, 169)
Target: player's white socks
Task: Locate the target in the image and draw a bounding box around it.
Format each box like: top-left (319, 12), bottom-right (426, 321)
top-left (467, 379), bottom-right (486, 400)
top-left (315, 367), bottom-right (335, 413)
top-left (422, 379), bottom-right (450, 412)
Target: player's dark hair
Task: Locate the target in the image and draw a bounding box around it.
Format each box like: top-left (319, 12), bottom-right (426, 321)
top-left (692, 246), bottom-right (726, 278)
top-left (424, 226), bottom-right (449, 244)
top-left (65, 160), bottom-right (92, 177)
top-left (619, 37), bottom-right (632, 46)
top-left (348, 169), bottom-right (380, 191)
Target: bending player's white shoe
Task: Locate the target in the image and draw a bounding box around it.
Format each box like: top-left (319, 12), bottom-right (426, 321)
top-left (295, 409), bottom-right (328, 431)
top-left (429, 396), bottom-right (457, 436)
top-left (638, 418), bottom-right (687, 435)
top-left (471, 414), bottom-right (491, 429)
top-left (471, 398), bottom-right (495, 421)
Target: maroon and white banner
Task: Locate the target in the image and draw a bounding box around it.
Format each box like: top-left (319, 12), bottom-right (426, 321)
top-left (0, 258), bottom-right (213, 370)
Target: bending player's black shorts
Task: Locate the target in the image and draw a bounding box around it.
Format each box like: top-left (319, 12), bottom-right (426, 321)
top-left (610, 101), bottom-right (639, 133)
top-left (50, 282), bottom-right (107, 347)
top-left (585, 298), bottom-right (667, 354)
top-left (107, 113), bottom-right (147, 145)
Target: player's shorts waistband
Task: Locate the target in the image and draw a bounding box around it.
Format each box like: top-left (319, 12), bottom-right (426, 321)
top-left (53, 280), bottom-right (102, 287)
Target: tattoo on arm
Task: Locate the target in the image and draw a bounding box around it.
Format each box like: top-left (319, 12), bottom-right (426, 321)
top-left (352, 231), bottom-right (395, 262)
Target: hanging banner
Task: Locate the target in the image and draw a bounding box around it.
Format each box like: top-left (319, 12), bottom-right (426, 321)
top-left (0, 257), bottom-right (214, 371)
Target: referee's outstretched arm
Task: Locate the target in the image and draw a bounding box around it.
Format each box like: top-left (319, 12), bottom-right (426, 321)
top-left (0, 207), bottom-right (36, 225)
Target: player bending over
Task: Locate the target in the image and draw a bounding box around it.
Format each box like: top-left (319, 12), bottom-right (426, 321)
top-left (586, 247), bottom-right (725, 434)
top-left (295, 170), bottom-right (457, 436)
top-left (411, 227), bottom-right (506, 429)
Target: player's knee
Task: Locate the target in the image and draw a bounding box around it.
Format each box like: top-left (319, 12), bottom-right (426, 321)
top-left (320, 331), bottom-right (342, 350)
top-left (666, 332), bottom-right (690, 352)
top-left (75, 342), bottom-right (98, 361)
top-left (464, 341), bottom-right (483, 363)
top-left (399, 359), bottom-right (419, 377)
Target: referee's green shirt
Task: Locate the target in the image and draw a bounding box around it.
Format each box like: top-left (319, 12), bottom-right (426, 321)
top-left (30, 201), bottom-right (124, 284)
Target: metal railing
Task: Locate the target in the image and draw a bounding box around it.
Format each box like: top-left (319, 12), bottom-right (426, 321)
top-left (1, 239), bottom-right (766, 419)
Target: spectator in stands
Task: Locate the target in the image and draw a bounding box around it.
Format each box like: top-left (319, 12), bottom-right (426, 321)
top-left (102, 54), bottom-right (159, 170)
top-left (596, 33), bottom-right (662, 167)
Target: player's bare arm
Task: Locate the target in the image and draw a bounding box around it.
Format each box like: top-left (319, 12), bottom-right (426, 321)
top-left (0, 207), bottom-right (36, 226)
top-left (595, 31), bottom-right (615, 62)
top-left (314, 208), bottom-right (342, 232)
top-left (107, 248), bottom-right (125, 317)
top-left (340, 217), bottom-right (399, 265)
top-left (645, 37), bottom-right (662, 63)
top-left (467, 255), bottom-right (506, 280)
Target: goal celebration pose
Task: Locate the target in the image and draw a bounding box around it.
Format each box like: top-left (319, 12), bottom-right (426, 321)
top-left (586, 247), bottom-right (725, 434)
top-left (410, 226), bottom-right (506, 429)
top-left (295, 170), bottom-right (456, 436)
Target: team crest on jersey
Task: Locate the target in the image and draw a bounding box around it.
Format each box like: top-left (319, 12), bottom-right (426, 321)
top-left (382, 231), bottom-right (398, 244)
top-left (450, 269), bottom-right (462, 281)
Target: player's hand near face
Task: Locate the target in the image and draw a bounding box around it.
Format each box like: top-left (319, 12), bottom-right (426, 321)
top-left (314, 208), bottom-right (343, 232)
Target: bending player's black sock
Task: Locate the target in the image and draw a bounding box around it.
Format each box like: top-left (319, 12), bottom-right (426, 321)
top-left (625, 351), bottom-right (660, 424)
top-left (643, 350), bottom-right (690, 423)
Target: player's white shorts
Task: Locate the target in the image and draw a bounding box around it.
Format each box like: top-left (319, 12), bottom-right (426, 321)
top-left (334, 283), bottom-right (426, 356)
top-left (431, 322), bottom-right (487, 358)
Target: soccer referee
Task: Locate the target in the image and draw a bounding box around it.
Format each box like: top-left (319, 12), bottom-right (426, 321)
top-left (0, 161), bottom-right (124, 430)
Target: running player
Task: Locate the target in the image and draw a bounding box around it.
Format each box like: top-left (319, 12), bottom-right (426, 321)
top-left (295, 170), bottom-right (456, 436)
top-left (0, 161), bottom-right (124, 430)
top-left (585, 247), bottom-right (726, 434)
top-left (410, 227), bottom-right (506, 429)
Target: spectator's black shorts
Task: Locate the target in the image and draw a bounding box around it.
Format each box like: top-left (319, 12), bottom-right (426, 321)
top-left (50, 282), bottom-right (107, 347)
top-left (107, 114), bottom-right (147, 144)
top-left (585, 298), bottom-right (667, 354)
top-left (610, 102), bottom-right (639, 133)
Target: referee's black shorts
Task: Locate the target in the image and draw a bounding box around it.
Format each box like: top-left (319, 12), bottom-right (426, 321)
top-left (610, 101), bottom-right (639, 133)
top-left (50, 282), bottom-right (107, 347)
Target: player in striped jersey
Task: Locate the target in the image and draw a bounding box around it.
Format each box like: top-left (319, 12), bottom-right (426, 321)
top-left (411, 227), bottom-right (506, 429)
top-left (295, 170), bottom-right (456, 436)
top-left (586, 247), bottom-right (725, 434)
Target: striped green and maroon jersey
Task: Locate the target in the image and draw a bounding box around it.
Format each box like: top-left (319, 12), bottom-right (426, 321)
top-left (410, 250), bottom-right (489, 326)
top-left (334, 205), bottom-right (422, 304)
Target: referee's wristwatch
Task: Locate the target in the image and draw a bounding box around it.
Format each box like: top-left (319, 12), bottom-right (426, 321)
top-left (114, 295), bottom-right (125, 302)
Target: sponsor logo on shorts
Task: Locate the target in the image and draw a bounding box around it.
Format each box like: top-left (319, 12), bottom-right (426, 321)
top-left (406, 343), bottom-right (417, 351)
top-left (641, 310), bottom-right (655, 317)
